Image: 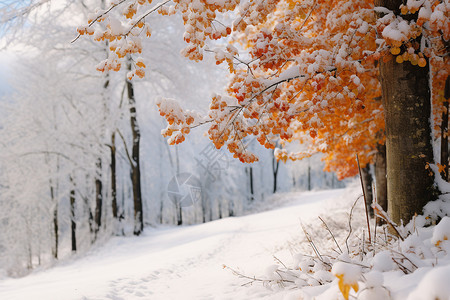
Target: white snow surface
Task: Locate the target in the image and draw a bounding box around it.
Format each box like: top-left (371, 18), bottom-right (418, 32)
top-left (1, 184), bottom-right (450, 300)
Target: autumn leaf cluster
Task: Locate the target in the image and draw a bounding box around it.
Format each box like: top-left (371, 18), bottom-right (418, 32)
top-left (79, 0), bottom-right (449, 178)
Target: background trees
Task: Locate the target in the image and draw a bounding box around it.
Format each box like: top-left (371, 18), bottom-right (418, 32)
top-left (0, 0), bottom-right (344, 277)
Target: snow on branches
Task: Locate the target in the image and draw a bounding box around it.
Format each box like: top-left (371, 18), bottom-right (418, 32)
top-left (77, 0), bottom-right (449, 175)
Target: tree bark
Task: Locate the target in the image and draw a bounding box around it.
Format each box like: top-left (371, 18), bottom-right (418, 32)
top-left (375, 143), bottom-right (388, 224)
top-left (249, 166), bottom-right (254, 201)
top-left (111, 132), bottom-right (118, 220)
top-left (94, 159), bottom-right (102, 240)
top-left (70, 188), bottom-right (77, 252)
top-left (177, 203), bottom-right (182, 225)
top-left (175, 145), bottom-right (182, 225)
top-left (361, 165), bottom-right (374, 217)
top-left (49, 182), bottom-right (58, 259)
top-left (307, 164), bottom-right (311, 191)
top-left (127, 60), bottom-right (143, 235)
top-left (246, 166), bottom-right (254, 201)
top-left (375, 0), bottom-right (438, 224)
top-left (272, 150), bottom-right (280, 193)
top-left (441, 76), bottom-right (450, 181)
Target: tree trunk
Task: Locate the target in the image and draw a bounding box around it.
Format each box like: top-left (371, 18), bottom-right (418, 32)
top-left (376, 0), bottom-right (438, 224)
top-left (127, 60), bottom-right (143, 235)
top-left (177, 203), bottom-right (182, 225)
top-left (375, 143), bottom-right (388, 224)
top-left (307, 163), bottom-right (311, 191)
top-left (246, 166), bottom-right (254, 201)
top-left (175, 145), bottom-right (182, 225)
top-left (70, 188), bottom-right (77, 252)
top-left (361, 165), bottom-right (374, 217)
top-left (272, 151), bottom-right (280, 193)
top-left (50, 183), bottom-right (58, 259)
top-left (94, 159), bottom-right (102, 239)
top-left (228, 199), bottom-right (234, 217)
top-left (441, 76), bottom-right (450, 181)
top-left (82, 180), bottom-right (95, 239)
top-left (249, 166), bottom-right (254, 200)
top-left (202, 196), bottom-right (206, 223)
top-left (111, 132), bottom-right (118, 220)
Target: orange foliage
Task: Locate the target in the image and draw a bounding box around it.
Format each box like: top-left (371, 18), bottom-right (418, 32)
top-left (80, 0), bottom-right (449, 177)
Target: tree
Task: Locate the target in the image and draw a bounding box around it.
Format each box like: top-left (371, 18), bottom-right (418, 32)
top-left (0, 0), bottom-right (125, 273)
top-left (79, 0), bottom-right (449, 225)
top-left (126, 57), bottom-right (144, 235)
top-left (2, 0), bottom-right (251, 276)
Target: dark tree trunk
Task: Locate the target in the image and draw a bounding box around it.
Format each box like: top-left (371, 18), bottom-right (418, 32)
top-left (441, 77), bottom-right (450, 181)
top-left (375, 143), bottom-right (388, 224)
top-left (361, 165), bottom-right (374, 217)
top-left (127, 60), bottom-right (143, 235)
top-left (307, 164), bottom-right (311, 191)
top-left (272, 151), bottom-right (280, 193)
top-left (228, 200), bottom-right (234, 217)
top-left (111, 133), bottom-right (118, 220)
top-left (70, 189), bottom-right (77, 252)
top-left (376, 0), bottom-right (438, 224)
top-left (50, 183), bottom-right (58, 259)
top-left (249, 166), bottom-right (254, 200)
top-left (246, 166), bottom-right (254, 201)
top-left (177, 203), bottom-right (182, 226)
top-left (94, 159), bottom-right (102, 239)
top-left (53, 204), bottom-right (58, 259)
top-left (175, 146), bottom-right (182, 225)
top-left (202, 199), bottom-right (206, 223)
top-left (83, 188), bottom-right (95, 239)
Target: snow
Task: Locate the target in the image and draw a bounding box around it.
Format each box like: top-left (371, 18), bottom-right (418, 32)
top-left (407, 265), bottom-right (450, 300)
top-left (372, 251), bottom-right (395, 272)
top-left (332, 261), bottom-right (361, 284)
top-left (431, 216), bottom-right (450, 246)
top-left (0, 189), bottom-right (346, 300)
top-left (1, 185), bottom-right (450, 300)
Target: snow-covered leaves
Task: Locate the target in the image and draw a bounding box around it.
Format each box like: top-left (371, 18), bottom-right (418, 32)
top-left (77, 0), bottom-right (448, 176)
top-left (431, 216), bottom-right (450, 248)
top-left (332, 262), bottom-right (361, 300)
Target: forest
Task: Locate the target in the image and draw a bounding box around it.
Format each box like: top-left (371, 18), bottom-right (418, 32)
top-left (0, 0), bottom-right (449, 299)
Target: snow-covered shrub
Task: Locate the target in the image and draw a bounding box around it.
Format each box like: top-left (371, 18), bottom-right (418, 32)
top-left (227, 187), bottom-right (450, 300)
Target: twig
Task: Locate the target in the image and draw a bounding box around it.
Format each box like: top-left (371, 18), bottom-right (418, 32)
top-left (391, 257), bottom-right (412, 274)
top-left (71, 0), bottom-right (127, 43)
top-left (116, 129), bottom-right (134, 167)
top-left (301, 223), bottom-right (322, 260)
top-left (356, 154), bottom-right (372, 244)
top-left (318, 216), bottom-right (343, 254)
top-left (372, 203), bottom-right (404, 241)
top-left (388, 249), bottom-right (419, 270)
top-left (273, 256), bottom-right (288, 269)
top-left (345, 195), bottom-right (363, 253)
top-left (372, 181), bottom-right (378, 252)
top-left (123, 0), bottom-right (172, 36)
top-left (223, 265), bottom-right (295, 285)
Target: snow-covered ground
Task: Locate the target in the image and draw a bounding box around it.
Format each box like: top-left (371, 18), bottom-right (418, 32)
top-left (1, 184), bottom-right (449, 300)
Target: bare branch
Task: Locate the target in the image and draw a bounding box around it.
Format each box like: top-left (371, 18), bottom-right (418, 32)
top-left (116, 129), bottom-right (134, 167)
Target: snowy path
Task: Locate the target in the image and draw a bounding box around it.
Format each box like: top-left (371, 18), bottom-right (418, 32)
top-left (0, 189), bottom-right (346, 300)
